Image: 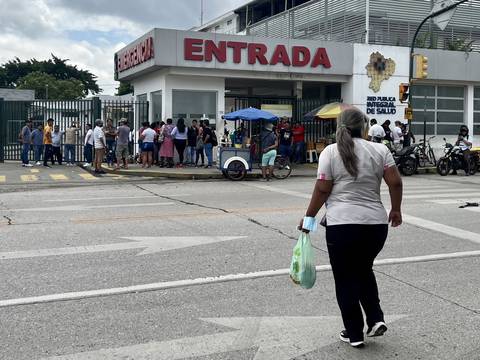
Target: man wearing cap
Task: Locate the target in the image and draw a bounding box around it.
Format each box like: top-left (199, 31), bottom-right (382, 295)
top-left (260, 121), bottom-right (278, 181)
top-left (43, 118), bottom-right (54, 167)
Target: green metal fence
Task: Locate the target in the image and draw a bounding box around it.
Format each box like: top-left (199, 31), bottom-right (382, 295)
top-left (0, 98), bottom-right (149, 162)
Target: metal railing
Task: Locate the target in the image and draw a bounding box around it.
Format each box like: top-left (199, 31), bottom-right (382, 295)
top-left (247, 0), bottom-right (480, 52)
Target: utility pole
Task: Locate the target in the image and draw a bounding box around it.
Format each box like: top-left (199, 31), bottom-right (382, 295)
top-left (200, 0), bottom-right (204, 26)
top-left (408, 0), bottom-right (469, 144)
top-left (45, 84), bottom-right (49, 100)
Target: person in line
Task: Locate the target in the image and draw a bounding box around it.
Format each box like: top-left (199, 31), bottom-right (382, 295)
top-left (31, 124), bottom-right (44, 165)
top-left (187, 119), bottom-right (199, 166)
top-left (51, 124), bottom-right (64, 165)
top-left (138, 121), bottom-right (149, 163)
top-left (292, 122), bottom-right (306, 163)
top-left (401, 124), bottom-right (415, 148)
top-left (64, 122), bottom-right (79, 166)
top-left (140, 123), bottom-right (157, 168)
top-left (19, 119), bottom-right (33, 167)
top-left (43, 118), bottom-right (54, 167)
top-left (278, 120), bottom-right (293, 159)
top-left (93, 119), bottom-right (106, 174)
top-left (153, 121), bottom-right (161, 165)
top-left (301, 108), bottom-right (403, 348)
top-left (171, 118), bottom-right (188, 167)
top-left (115, 119), bottom-right (130, 170)
top-left (83, 123), bottom-right (94, 168)
top-left (381, 120), bottom-right (393, 151)
top-left (159, 118), bottom-right (175, 168)
top-left (367, 118), bottom-right (385, 143)
top-left (196, 120), bottom-right (205, 167)
top-left (202, 119), bottom-right (215, 168)
top-left (456, 125), bottom-right (473, 175)
top-left (104, 118), bottom-right (117, 167)
top-left (260, 121), bottom-right (278, 181)
top-left (392, 121), bottom-right (404, 152)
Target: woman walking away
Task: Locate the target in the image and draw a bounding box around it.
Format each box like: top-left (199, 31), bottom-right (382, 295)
top-left (140, 123), bottom-right (157, 168)
top-left (159, 118), bottom-right (175, 168)
top-left (300, 108), bottom-right (403, 348)
top-left (171, 118), bottom-right (188, 167)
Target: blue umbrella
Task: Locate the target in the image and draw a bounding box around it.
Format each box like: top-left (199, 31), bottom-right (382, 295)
top-left (224, 107), bottom-right (279, 122)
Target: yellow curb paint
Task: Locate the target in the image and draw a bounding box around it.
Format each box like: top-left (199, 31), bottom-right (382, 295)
top-left (78, 173), bottom-right (97, 180)
top-left (30, 169), bottom-right (40, 173)
top-left (50, 174), bottom-right (68, 181)
top-left (20, 175), bottom-right (38, 182)
top-left (0, 176), bottom-right (5, 183)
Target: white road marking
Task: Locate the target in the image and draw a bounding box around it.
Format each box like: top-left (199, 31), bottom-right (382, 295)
top-left (1, 250), bottom-right (479, 308)
top-left (43, 315), bottom-right (406, 359)
top-left (245, 183), bottom-right (480, 244)
top-left (0, 236), bottom-right (245, 260)
top-left (402, 214), bottom-right (480, 245)
top-left (43, 194), bottom-right (191, 203)
top-left (381, 188), bottom-right (479, 195)
top-left (0, 202), bottom-right (174, 212)
top-left (402, 192), bottom-right (480, 200)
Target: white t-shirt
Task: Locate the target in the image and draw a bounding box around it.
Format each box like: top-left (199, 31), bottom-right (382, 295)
top-left (317, 138), bottom-right (396, 225)
top-left (142, 128), bottom-right (157, 143)
top-left (171, 127), bottom-right (188, 140)
top-left (392, 126), bottom-right (404, 144)
top-left (85, 129), bottom-right (94, 146)
top-left (368, 124), bottom-right (386, 139)
top-left (93, 126), bottom-right (105, 149)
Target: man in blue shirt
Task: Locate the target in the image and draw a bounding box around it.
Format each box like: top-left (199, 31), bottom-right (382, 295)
top-left (31, 124), bottom-right (44, 165)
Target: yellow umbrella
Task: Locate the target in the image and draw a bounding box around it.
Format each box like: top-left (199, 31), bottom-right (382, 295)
top-left (314, 102), bottom-right (356, 119)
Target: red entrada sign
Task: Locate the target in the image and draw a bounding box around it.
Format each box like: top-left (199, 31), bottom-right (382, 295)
top-left (117, 37), bottom-right (154, 73)
top-left (184, 38), bottom-right (331, 68)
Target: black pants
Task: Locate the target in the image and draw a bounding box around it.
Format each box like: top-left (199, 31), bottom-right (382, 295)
top-left (43, 144), bottom-right (54, 166)
top-left (174, 139), bottom-right (187, 164)
top-left (326, 224), bottom-right (388, 342)
top-left (52, 146), bottom-right (62, 165)
top-left (196, 148), bottom-right (205, 165)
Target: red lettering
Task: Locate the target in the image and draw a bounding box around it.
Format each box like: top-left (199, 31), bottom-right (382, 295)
top-left (204, 40), bottom-right (227, 62)
top-left (311, 48), bottom-right (331, 68)
top-left (247, 43), bottom-right (268, 65)
top-left (184, 38), bottom-right (204, 61)
top-left (227, 41), bottom-right (247, 63)
top-left (292, 46), bottom-right (311, 67)
top-left (269, 45), bottom-right (291, 66)
top-left (117, 37), bottom-right (154, 72)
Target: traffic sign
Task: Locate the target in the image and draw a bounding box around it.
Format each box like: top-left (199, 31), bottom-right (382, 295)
top-left (405, 107), bottom-right (413, 120)
top-left (431, 0), bottom-right (457, 31)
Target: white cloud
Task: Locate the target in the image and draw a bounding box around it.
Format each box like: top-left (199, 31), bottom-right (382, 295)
top-left (0, 0), bottom-right (249, 95)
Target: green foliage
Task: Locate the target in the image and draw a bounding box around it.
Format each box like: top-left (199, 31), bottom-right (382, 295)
top-left (414, 32), bottom-right (438, 49)
top-left (116, 81), bottom-right (134, 96)
top-left (446, 38), bottom-right (474, 52)
top-left (17, 71), bottom-right (85, 100)
top-left (0, 54), bottom-right (100, 96)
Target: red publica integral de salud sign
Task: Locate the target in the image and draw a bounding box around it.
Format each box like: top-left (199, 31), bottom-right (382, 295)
top-left (184, 38), bottom-right (332, 68)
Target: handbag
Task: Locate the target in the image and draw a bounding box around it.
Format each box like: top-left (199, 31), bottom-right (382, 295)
top-left (196, 137), bottom-right (204, 150)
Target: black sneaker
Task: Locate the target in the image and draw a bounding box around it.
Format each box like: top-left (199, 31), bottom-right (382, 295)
top-left (366, 322), bottom-right (388, 337)
top-left (339, 330), bottom-right (365, 348)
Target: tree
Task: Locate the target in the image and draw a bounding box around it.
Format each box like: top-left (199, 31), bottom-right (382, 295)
top-left (116, 81), bottom-right (134, 96)
top-left (0, 54), bottom-right (101, 96)
top-left (17, 72), bottom-right (85, 100)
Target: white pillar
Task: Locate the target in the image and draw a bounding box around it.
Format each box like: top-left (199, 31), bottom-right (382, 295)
top-left (466, 84), bottom-right (474, 143)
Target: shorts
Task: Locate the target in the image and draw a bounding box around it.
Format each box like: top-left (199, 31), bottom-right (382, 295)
top-left (262, 149), bottom-right (277, 167)
top-left (116, 144), bottom-right (129, 159)
top-left (142, 142), bottom-right (154, 152)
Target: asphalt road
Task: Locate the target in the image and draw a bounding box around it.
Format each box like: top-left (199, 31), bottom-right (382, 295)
top-left (0, 172), bottom-right (479, 359)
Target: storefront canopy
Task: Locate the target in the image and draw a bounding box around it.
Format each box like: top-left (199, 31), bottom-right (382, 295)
top-left (224, 107), bottom-right (279, 122)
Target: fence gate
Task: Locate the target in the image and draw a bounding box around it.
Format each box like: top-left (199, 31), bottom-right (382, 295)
top-left (0, 97), bottom-right (148, 163)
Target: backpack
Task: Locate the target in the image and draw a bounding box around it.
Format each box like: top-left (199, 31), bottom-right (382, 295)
top-left (210, 130), bottom-right (218, 147)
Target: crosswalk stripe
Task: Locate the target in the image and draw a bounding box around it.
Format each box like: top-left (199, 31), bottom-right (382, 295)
top-left (78, 173), bottom-right (98, 180)
top-left (428, 199), bottom-right (480, 205)
top-left (383, 188), bottom-right (480, 196)
top-left (404, 192), bottom-right (480, 200)
top-left (0, 176), bottom-right (5, 183)
top-left (20, 175), bottom-right (38, 182)
top-left (30, 169), bottom-right (40, 173)
top-left (50, 174), bottom-right (68, 181)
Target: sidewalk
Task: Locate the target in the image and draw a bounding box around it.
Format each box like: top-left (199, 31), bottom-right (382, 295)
top-left (100, 163), bottom-right (318, 180)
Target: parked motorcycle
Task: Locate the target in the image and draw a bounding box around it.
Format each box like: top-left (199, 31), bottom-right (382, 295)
top-left (436, 138), bottom-right (477, 176)
top-left (393, 145), bottom-right (418, 176)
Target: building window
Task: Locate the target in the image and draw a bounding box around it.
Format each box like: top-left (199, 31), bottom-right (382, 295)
top-left (227, 20), bottom-right (232, 26)
top-left (474, 87), bottom-right (480, 135)
top-left (136, 93), bottom-right (148, 127)
top-left (151, 90), bottom-right (162, 123)
top-left (172, 90), bottom-right (217, 126)
top-left (411, 85), bottom-right (465, 136)
top-left (215, 25), bottom-right (220, 31)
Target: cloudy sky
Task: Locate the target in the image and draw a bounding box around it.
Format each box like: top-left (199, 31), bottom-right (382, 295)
top-left (0, 0), bottom-right (248, 95)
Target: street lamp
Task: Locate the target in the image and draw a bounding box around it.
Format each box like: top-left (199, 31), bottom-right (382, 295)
top-left (408, 0), bottom-right (470, 145)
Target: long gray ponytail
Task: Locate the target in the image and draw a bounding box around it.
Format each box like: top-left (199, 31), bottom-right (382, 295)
top-left (336, 108), bottom-right (368, 178)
